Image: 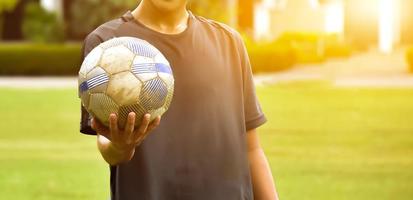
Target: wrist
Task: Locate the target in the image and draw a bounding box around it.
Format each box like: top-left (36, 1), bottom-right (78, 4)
top-left (110, 143), bottom-right (136, 162)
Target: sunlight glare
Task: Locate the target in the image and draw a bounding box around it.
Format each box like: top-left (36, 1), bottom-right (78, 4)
top-left (309, 0), bottom-right (320, 9)
top-left (254, 3), bottom-right (271, 40)
top-left (324, 1), bottom-right (344, 34)
top-left (40, 0), bottom-right (55, 12)
top-left (379, 0), bottom-right (394, 53)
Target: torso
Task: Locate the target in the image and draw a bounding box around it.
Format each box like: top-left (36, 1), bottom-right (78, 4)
top-left (84, 11), bottom-right (255, 200)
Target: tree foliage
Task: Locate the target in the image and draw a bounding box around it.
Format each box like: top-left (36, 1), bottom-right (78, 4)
top-left (69, 0), bottom-right (138, 38)
top-left (188, 0), bottom-right (230, 23)
top-left (0, 0), bottom-right (19, 39)
top-left (22, 2), bottom-right (65, 43)
top-left (69, 0), bottom-right (234, 38)
top-left (0, 0), bottom-right (18, 13)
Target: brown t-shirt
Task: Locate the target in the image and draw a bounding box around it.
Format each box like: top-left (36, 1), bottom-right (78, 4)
top-left (80, 11), bottom-right (266, 200)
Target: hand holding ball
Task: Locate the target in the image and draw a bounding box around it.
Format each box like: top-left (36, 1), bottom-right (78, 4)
top-left (78, 37), bottom-right (174, 129)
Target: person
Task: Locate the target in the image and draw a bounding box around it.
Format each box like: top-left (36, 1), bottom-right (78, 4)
top-left (79, 0), bottom-right (279, 199)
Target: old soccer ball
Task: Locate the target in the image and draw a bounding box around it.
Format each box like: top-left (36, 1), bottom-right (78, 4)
top-left (78, 37), bottom-right (174, 128)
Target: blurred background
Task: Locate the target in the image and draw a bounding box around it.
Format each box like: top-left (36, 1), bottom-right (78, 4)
top-left (0, 0), bottom-right (412, 199)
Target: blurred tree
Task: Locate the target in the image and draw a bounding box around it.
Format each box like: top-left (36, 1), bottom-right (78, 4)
top-left (190, 0), bottom-right (253, 34)
top-left (237, 0), bottom-right (253, 35)
top-left (1, 0), bottom-right (37, 40)
top-left (69, 0), bottom-right (138, 39)
top-left (22, 2), bottom-right (65, 43)
top-left (0, 0), bottom-right (18, 38)
top-left (401, 0), bottom-right (413, 44)
top-left (68, 0), bottom-right (243, 39)
top-left (188, 0), bottom-right (231, 24)
top-left (0, 0), bottom-right (19, 13)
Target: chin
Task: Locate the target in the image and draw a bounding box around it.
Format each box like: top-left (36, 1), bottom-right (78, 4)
top-left (149, 0), bottom-right (187, 12)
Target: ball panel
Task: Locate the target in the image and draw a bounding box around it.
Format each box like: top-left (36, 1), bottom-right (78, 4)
top-left (78, 73), bottom-right (88, 97)
top-left (100, 45), bottom-right (134, 75)
top-left (154, 53), bottom-right (170, 66)
top-left (79, 47), bottom-right (103, 76)
top-left (131, 56), bottom-right (158, 80)
top-left (99, 37), bottom-right (129, 50)
top-left (86, 66), bottom-right (106, 77)
top-left (88, 93), bottom-right (119, 126)
top-left (148, 107), bottom-right (166, 121)
top-left (155, 63), bottom-right (173, 74)
top-left (134, 73), bottom-right (157, 82)
top-left (132, 63), bottom-right (157, 74)
top-left (107, 71), bottom-right (142, 106)
top-left (158, 73), bottom-right (174, 87)
top-left (133, 56), bottom-right (154, 66)
top-left (125, 39), bottom-right (159, 58)
top-left (139, 77), bottom-right (168, 110)
top-left (89, 82), bottom-right (109, 95)
top-left (163, 86), bottom-right (174, 109)
top-left (117, 103), bottom-right (146, 129)
top-left (78, 73), bottom-right (108, 92)
top-left (78, 72), bottom-right (87, 84)
top-left (80, 91), bottom-right (91, 109)
top-left (83, 66), bottom-right (110, 92)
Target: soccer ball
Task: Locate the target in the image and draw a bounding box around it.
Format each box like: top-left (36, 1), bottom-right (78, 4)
top-left (78, 37), bottom-right (174, 128)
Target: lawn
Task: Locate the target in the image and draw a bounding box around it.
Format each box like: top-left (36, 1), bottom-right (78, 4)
top-left (0, 81), bottom-right (412, 200)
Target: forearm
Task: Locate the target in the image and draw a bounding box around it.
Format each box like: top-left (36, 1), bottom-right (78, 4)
top-left (97, 135), bottom-right (135, 165)
top-left (248, 148), bottom-right (279, 200)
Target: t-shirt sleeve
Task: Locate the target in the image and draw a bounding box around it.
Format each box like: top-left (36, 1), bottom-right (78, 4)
top-left (79, 33), bottom-right (103, 135)
top-left (236, 35), bottom-right (267, 131)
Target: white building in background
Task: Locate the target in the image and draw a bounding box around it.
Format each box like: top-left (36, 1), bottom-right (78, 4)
top-left (253, 0), bottom-right (402, 53)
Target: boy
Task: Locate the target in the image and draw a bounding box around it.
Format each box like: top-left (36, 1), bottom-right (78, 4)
top-left (80, 0), bottom-right (279, 199)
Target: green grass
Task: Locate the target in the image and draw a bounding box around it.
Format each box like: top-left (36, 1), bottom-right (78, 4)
top-left (257, 81), bottom-right (413, 200)
top-left (0, 89), bottom-right (109, 200)
top-left (0, 82), bottom-right (412, 199)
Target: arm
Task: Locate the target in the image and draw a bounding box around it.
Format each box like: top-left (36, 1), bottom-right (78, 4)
top-left (92, 112), bottom-right (160, 166)
top-left (247, 128), bottom-right (279, 200)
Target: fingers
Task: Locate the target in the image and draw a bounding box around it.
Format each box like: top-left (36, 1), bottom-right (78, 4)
top-left (124, 112), bottom-right (136, 139)
top-left (91, 118), bottom-right (110, 137)
top-left (137, 114), bottom-right (151, 134)
top-left (91, 117), bottom-right (103, 130)
top-left (132, 114), bottom-right (151, 142)
top-left (91, 118), bottom-right (96, 130)
top-left (146, 116), bottom-right (161, 133)
top-left (132, 115), bottom-right (162, 144)
top-left (102, 113), bottom-right (161, 147)
top-left (109, 113), bottom-right (119, 139)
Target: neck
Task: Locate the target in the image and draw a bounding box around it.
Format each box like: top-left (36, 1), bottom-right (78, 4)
top-left (132, 1), bottom-right (189, 34)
